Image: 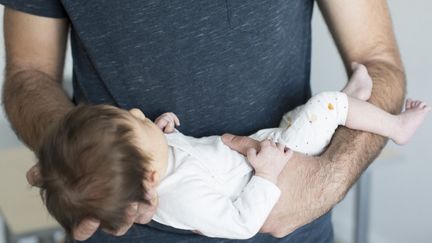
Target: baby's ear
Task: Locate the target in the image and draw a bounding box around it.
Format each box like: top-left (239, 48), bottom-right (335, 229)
top-left (143, 170), bottom-right (159, 188)
top-left (129, 108), bottom-right (146, 120)
top-left (26, 163), bottom-right (42, 187)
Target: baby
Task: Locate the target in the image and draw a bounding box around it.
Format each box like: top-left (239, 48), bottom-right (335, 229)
top-left (36, 64), bottom-right (430, 239)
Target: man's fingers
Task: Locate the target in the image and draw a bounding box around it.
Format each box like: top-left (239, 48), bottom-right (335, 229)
top-left (112, 202), bottom-right (138, 235)
top-left (104, 202), bottom-right (138, 236)
top-left (109, 222), bottom-right (134, 236)
top-left (221, 133), bottom-right (260, 156)
top-left (73, 218), bottom-right (100, 241)
top-left (261, 138), bottom-right (275, 147)
top-left (246, 148), bottom-right (257, 162)
top-left (126, 202), bottom-right (139, 220)
top-left (135, 202), bottom-right (157, 224)
top-left (103, 222), bottom-right (133, 237)
top-left (145, 188), bottom-right (157, 201)
top-left (135, 211), bottom-right (153, 224)
top-left (26, 164), bottom-right (42, 187)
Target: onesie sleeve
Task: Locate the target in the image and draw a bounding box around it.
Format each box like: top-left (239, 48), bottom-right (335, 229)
top-left (167, 175), bottom-right (281, 239)
top-left (0, 0), bottom-right (67, 18)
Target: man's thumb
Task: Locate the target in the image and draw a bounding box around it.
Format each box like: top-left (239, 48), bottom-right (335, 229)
top-left (221, 133), bottom-right (260, 156)
top-left (73, 218), bottom-right (100, 241)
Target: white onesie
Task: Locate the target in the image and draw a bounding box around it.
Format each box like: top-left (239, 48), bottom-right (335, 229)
top-left (251, 91), bottom-right (349, 156)
top-left (152, 91), bottom-right (348, 239)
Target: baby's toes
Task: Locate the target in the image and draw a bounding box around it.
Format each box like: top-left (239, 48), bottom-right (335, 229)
top-left (405, 99), bottom-right (412, 110)
top-left (419, 101), bottom-right (427, 109)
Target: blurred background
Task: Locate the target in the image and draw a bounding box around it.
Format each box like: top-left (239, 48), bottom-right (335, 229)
top-left (0, 1), bottom-right (431, 243)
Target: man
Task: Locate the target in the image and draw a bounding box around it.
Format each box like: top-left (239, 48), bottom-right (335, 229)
top-left (1, 0), bottom-right (405, 242)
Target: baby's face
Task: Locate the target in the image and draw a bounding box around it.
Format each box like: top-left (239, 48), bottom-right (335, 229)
top-left (127, 108), bottom-right (169, 186)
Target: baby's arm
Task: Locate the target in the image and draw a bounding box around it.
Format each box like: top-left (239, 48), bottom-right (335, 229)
top-left (247, 140), bottom-right (293, 185)
top-left (165, 175), bottom-right (283, 239)
top-left (161, 141), bottom-right (292, 239)
top-left (154, 112), bottom-right (180, 133)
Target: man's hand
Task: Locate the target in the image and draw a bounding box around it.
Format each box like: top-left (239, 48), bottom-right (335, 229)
top-left (221, 133), bottom-right (338, 236)
top-left (72, 191), bottom-right (159, 240)
top-left (246, 139), bottom-right (293, 184)
top-left (154, 112), bottom-right (180, 133)
top-left (26, 164), bottom-right (159, 241)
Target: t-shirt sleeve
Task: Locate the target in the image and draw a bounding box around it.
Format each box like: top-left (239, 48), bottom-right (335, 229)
top-left (0, 0), bottom-right (67, 18)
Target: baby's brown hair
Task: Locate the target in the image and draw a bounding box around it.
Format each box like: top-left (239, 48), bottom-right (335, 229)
top-left (37, 104), bottom-right (152, 236)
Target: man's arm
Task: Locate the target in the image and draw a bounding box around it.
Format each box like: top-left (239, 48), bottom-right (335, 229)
top-left (3, 9), bottom-right (154, 240)
top-left (317, 0), bottom-right (405, 195)
top-left (2, 7), bottom-right (73, 150)
top-left (223, 0), bottom-right (405, 236)
top-left (3, 8), bottom-right (93, 238)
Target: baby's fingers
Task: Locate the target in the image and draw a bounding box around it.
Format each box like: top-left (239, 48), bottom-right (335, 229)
top-left (163, 120), bottom-right (175, 133)
top-left (155, 117), bottom-right (169, 130)
top-left (170, 113), bottom-right (181, 126)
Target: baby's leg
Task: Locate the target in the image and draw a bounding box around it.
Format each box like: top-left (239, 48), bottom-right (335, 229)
top-left (334, 63), bottom-right (430, 144)
top-left (345, 97), bottom-right (431, 145)
top-left (276, 91), bottom-right (349, 155)
top-left (259, 98), bottom-right (430, 239)
top-left (275, 64), bottom-right (372, 151)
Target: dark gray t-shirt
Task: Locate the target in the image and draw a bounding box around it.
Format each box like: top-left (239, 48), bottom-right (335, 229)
top-left (1, 0), bottom-right (313, 137)
top-left (1, 1), bottom-right (334, 243)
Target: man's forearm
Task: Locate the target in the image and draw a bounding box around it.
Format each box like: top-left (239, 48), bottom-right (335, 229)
top-left (322, 59), bottom-right (405, 199)
top-left (2, 68), bottom-right (74, 150)
top-left (260, 59), bottom-right (406, 237)
top-left (305, 0), bottom-right (407, 219)
top-left (286, 59), bottom-right (407, 229)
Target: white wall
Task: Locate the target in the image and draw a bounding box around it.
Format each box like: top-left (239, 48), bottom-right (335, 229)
top-left (0, 2), bottom-right (431, 242)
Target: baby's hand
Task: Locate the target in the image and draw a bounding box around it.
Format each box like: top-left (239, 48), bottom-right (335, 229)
top-left (155, 112), bottom-right (180, 133)
top-left (246, 139), bottom-right (293, 184)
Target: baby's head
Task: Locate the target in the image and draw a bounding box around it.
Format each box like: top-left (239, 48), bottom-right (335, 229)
top-left (37, 104), bottom-right (168, 236)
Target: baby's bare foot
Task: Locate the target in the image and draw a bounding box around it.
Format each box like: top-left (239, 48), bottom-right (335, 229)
top-left (342, 63), bottom-right (373, 101)
top-left (392, 99), bottom-right (431, 145)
